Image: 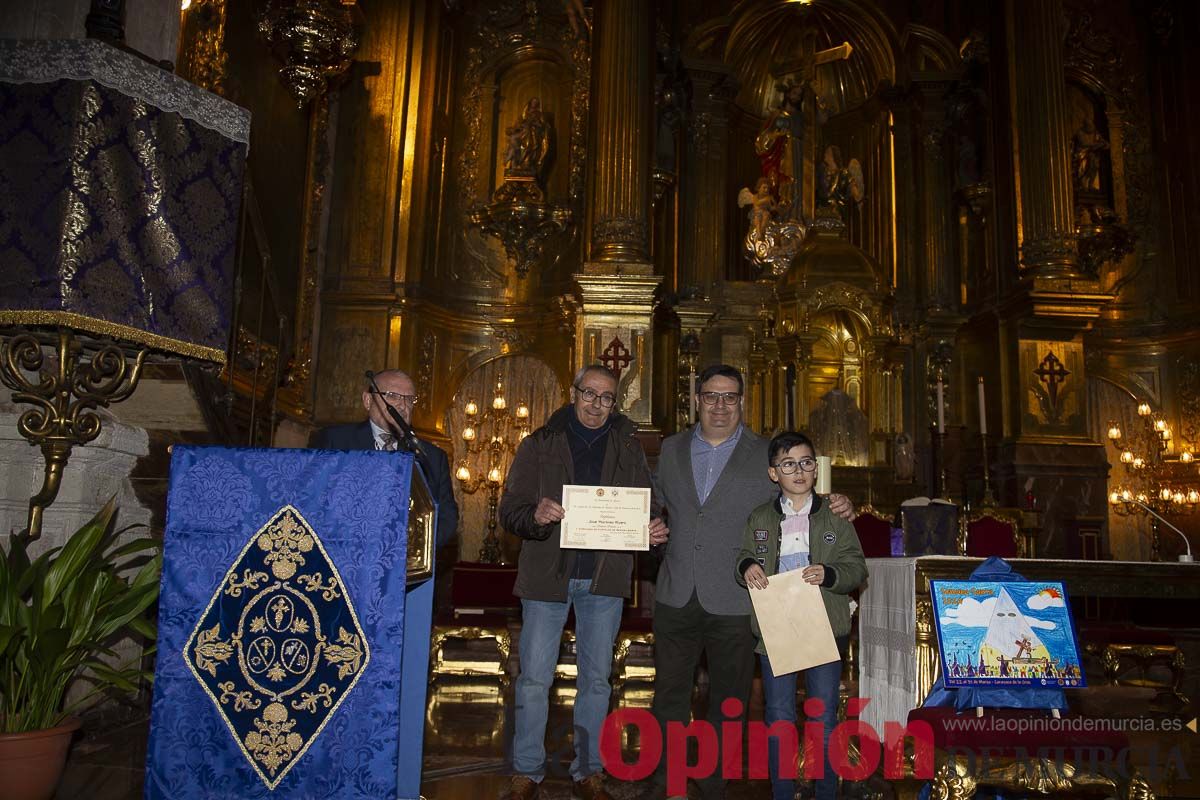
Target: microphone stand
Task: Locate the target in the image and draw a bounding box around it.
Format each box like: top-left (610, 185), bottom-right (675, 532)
top-left (1129, 497), bottom-right (1195, 563)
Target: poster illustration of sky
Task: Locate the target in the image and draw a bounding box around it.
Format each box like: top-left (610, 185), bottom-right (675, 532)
top-left (930, 580), bottom-right (1086, 688)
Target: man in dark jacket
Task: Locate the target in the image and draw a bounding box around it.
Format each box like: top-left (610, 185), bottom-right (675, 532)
top-left (311, 369), bottom-right (458, 548)
top-left (499, 365), bottom-right (667, 800)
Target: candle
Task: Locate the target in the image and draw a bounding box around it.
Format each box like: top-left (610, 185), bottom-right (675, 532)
top-left (688, 367), bottom-right (696, 424)
top-left (977, 377), bottom-right (987, 436)
top-left (815, 455), bottom-right (832, 495)
top-left (936, 379), bottom-right (945, 432)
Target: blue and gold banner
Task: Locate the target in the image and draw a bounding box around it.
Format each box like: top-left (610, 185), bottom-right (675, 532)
top-left (146, 446), bottom-right (411, 798)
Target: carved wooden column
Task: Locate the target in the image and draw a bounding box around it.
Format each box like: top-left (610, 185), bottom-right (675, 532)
top-left (915, 82), bottom-right (957, 311)
top-left (1010, 0), bottom-right (1084, 278)
top-left (680, 60), bottom-right (735, 292)
top-left (577, 0), bottom-right (658, 428)
top-left (586, 0), bottom-right (654, 266)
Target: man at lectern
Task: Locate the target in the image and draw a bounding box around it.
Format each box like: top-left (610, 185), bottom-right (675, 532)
top-left (499, 364), bottom-right (668, 800)
top-left (312, 369), bottom-right (459, 547)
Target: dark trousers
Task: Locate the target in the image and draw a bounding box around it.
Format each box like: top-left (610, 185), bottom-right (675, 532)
top-left (650, 592), bottom-right (757, 799)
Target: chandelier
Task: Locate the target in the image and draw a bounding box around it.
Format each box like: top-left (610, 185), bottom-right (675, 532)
top-left (454, 381), bottom-right (531, 563)
top-left (1107, 401), bottom-right (1200, 561)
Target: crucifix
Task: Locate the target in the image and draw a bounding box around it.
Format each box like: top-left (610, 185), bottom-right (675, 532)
top-left (766, 29), bottom-right (853, 221)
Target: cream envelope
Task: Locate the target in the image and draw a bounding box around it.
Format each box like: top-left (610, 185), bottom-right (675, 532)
top-left (749, 569), bottom-right (840, 674)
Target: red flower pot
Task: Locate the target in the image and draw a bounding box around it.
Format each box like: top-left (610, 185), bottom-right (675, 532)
top-left (0, 718), bottom-right (82, 800)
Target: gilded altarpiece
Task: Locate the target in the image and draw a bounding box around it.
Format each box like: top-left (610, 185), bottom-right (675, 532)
top-left (446, 0), bottom-right (589, 297)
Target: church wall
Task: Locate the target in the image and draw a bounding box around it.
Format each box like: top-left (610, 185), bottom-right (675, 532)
top-left (160, 0), bottom-right (1200, 566)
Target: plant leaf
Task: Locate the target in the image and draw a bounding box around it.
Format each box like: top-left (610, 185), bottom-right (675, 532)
top-left (41, 498), bottom-right (117, 611)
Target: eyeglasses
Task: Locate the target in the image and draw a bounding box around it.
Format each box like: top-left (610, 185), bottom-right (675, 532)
top-left (574, 385), bottom-right (617, 408)
top-left (772, 458), bottom-right (817, 474)
top-left (698, 391), bottom-right (742, 406)
top-left (377, 391), bottom-right (417, 406)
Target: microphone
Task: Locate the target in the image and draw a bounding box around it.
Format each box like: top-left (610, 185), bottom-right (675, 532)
top-left (365, 370), bottom-right (422, 454)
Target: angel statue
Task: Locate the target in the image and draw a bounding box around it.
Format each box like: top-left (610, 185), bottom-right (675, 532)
top-left (737, 177), bottom-right (776, 242)
top-left (816, 144), bottom-right (864, 218)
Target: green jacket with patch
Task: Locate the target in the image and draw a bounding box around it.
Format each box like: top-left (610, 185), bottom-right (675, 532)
top-left (734, 493), bottom-right (868, 655)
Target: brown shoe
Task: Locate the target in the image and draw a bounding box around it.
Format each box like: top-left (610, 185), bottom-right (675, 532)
top-left (503, 776), bottom-right (540, 800)
top-left (573, 774), bottom-right (613, 800)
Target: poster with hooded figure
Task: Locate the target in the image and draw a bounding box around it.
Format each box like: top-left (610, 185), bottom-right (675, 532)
top-left (930, 580), bottom-right (1086, 689)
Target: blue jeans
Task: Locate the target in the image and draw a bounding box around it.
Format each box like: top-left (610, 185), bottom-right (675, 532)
top-left (760, 652), bottom-right (842, 800)
top-left (512, 579), bottom-right (624, 781)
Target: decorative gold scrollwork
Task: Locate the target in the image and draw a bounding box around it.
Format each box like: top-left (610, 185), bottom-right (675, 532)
top-left (244, 702), bottom-right (304, 777)
top-left (0, 327), bottom-right (147, 539)
top-left (291, 683), bottom-right (336, 713)
top-left (226, 569), bottom-right (270, 597)
top-left (257, 510), bottom-right (315, 579)
top-left (323, 627), bottom-right (365, 680)
top-left (295, 572), bottom-right (341, 600)
top-left (218, 680), bottom-right (263, 712)
top-left (195, 624), bottom-right (234, 677)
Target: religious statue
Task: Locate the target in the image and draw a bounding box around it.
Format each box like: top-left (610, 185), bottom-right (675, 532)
top-left (1070, 117), bottom-right (1108, 194)
top-left (737, 177), bottom-right (776, 242)
top-left (946, 61), bottom-right (990, 189)
top-left (754, 78), bottom-right (826, 220)
top-left (816, 144), bottom-right (865, 218)
top-left (807, 387), bottom-right (869, 466)
top-left (503, 97), bottom-right (552, 180)
top-left (472, 96), bottom-right (571, 276)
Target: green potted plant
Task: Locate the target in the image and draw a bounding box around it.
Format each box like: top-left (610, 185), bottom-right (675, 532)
top-left (0, 498), bottom-right (161, 800)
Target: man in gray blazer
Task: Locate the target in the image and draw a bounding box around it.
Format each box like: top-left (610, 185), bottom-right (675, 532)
top-left (649, 364), bottom-right (855, 800)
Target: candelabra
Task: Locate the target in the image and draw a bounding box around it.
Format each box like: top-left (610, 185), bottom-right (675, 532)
top-left (454, 381), bottom-right (531, 564)
top-left (1107, 401), bottom-right (1199, 560)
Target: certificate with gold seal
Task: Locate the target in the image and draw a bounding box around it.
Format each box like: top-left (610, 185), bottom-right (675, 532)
top-left (560, 484), bottom-right (651, 551)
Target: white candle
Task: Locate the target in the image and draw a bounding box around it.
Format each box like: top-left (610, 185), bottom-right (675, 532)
top-left (936, 379), bottom-right (945, 432)
top-left (688, 367), bottom-right (696, 424)
top-left (816, 455), bottom-right (832, 495)
top-left (977, 377), bottom-right (987, 436)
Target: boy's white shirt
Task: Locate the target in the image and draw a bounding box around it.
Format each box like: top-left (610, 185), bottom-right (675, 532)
top-left (779, 494), bottom-right (812, 556)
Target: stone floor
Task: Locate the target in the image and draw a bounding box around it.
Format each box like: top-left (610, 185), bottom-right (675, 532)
top-left (53, 629), bottom-right (1200, 799)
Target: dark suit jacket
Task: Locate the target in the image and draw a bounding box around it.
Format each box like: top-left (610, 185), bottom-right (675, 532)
top-left (311, 421), bottom-right (459, 548)
top-left (654, 426), bottom-right (778, 615)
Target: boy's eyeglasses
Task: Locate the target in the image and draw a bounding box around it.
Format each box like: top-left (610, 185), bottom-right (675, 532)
top-left (698, 391), bottom-right (742, 405)
top-left (772, 458), bottom-right (817, 474)
top-left (574, 385), bottom-right (617, 408)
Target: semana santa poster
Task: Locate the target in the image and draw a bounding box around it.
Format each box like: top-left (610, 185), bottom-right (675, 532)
top-left (930, 580), bottom-right (1086, 688)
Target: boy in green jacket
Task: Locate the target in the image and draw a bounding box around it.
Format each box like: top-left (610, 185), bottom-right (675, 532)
top-left (735, 431), bottom-right (867, 800)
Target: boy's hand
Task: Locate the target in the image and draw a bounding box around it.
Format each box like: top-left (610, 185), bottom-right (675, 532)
top-left (828, 493), bottom-right (856, 522)
top-left (744, 563), bottom-right (769, 589)
top-left (801, 564), bottom-right (825, 585)
top-left (649, 517), bottom-right (669, 545)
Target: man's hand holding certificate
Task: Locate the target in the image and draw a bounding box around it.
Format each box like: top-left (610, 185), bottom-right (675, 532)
top-left (560, 485), bottom-right (654, 551)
